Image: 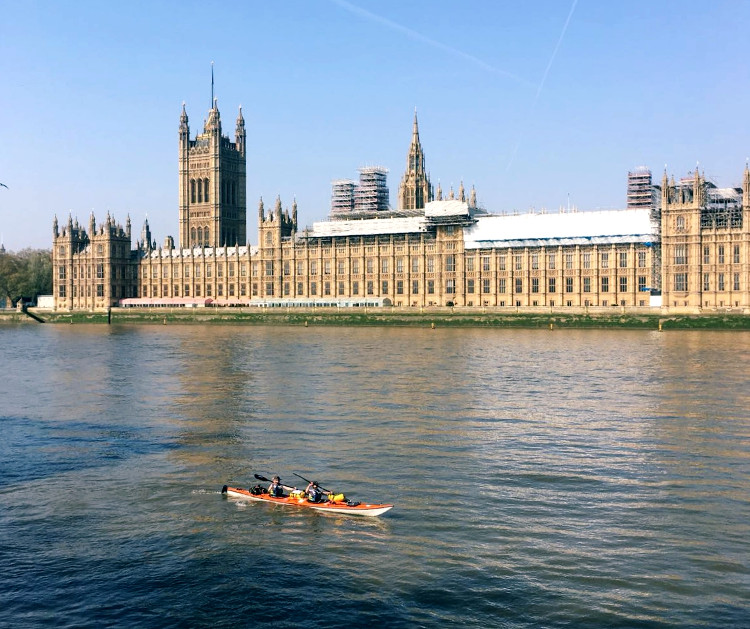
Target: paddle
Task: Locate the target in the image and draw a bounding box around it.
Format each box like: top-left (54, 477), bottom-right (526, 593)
top-left (293, 472), bottom-right (332, 494)
top-left (253, 473), bottom-right (299, 494)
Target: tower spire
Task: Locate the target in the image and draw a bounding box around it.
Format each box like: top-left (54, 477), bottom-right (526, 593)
top-left (211, 61), bottom-right (214, 109)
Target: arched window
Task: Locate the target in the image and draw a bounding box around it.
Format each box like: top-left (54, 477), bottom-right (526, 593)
top-left (197, 179), bottom-right (203, 203)
top-left (190, 179), bottom-right (196, 203)
top-left (191, 227), bottom-right (196, 245)
top-left (204, 178), bottom-right (210, 203)
top-left (197, 227), bottom-right (203, 245)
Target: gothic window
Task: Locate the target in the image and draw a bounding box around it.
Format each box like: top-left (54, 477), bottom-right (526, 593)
top-left (191, 180), bottom-right (196, 203)
top-left (204, 178), bottom-right (210, 202)
top-left (445, 255), bottom-right (455, 272)
top-left (198, 179), bottom-right (203, 203)
top-left (191, 227), bottom-right (196, 244)
top-left (676, 215), bottom-right (685, 231)
top-left (619, 277), bottom-right (628, 292)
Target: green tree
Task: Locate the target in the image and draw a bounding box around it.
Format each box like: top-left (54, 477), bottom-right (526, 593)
top-left (0, 248), bottom-right (52, 305)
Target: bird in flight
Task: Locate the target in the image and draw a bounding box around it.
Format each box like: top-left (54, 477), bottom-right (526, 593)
top-left (0, 183), bottom-right (8, 189)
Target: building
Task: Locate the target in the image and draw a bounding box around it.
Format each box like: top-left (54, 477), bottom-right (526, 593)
top-left (51, 99), bottom-right (750, 313)
top-left (660, 168), bottom-right (750, 309)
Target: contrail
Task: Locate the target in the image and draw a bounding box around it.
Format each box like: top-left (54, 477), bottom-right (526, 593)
top-left (330, 0), bottom-right (534, 88)
top-left (505, 0), bottom-right (578, 173)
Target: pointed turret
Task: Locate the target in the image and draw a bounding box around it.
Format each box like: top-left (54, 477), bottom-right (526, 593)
top-left (275, 195), bottom-right (282, 220)
top-left (235, 105), bottom-right (246, 156)
top-left (179, 102), bottom-right (190, 145)
top-left (206, 97), bottom-right (221, 134)
top-left (436, 181), bottom-right (442, 201)
top-left (141, 218), bottom-right (152, 252)
top-left (126, 215), bottom-right (131, 239)
top-left (469, 185), bottom-right (477, 208)
top-left (258, 197), bottom-right (265, 221)
top-left (53, 215), bottom-right (59, 237)
top-left (292, 198), bottom-right (298, 227)
top-left (743, 160), bottom-right (750, 208)
top-left (458, 181), bottom-right (465, 202)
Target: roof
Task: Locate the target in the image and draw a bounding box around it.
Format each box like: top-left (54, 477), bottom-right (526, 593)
top-left (424, 200), bottom-right (471, 218)
top-left (307, 216), bottom-right (427, 238)
top-left (463, 208), bottom-right (655, 249)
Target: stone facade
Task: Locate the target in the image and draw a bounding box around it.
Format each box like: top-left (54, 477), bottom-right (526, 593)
top-left (51, 102), bottom-right (750, 313)
top-left (660, 168), bottom-right (750, 310)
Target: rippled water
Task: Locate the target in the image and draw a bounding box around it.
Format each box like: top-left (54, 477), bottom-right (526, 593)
top-left (1, 323), bottom-right (749, 627)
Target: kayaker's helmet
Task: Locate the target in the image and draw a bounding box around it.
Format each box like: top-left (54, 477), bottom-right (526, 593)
top-left (273, 476), bottom-right (280, 482)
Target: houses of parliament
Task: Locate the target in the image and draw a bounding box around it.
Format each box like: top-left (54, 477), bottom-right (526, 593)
top-left (52, 98), bottom-right (750, 313)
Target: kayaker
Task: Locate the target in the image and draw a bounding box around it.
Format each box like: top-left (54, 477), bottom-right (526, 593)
top-left (268, 475), bottom-right (284, 497)
top-left (306, 480), bottom-right (325, 503)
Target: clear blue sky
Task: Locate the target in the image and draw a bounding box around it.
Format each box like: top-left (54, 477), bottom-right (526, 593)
top-left (1, 0), bottom-right (749, 250)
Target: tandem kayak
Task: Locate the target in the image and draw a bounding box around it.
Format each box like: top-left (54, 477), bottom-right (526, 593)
top-left (221, 485), bottom-right (393, 517)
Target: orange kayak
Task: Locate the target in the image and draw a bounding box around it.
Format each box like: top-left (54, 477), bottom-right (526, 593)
top-left (221, 485), bottom-right (393, 517)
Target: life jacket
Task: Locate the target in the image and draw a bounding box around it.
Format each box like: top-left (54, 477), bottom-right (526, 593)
top-left (269, 483), bottom-right (283, 497)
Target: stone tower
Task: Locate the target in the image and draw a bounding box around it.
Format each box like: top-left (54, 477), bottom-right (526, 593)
top-left (398, 110), bottom-right (433, 211)
top-left (178, 98), bottom-right (246, 249)
top-left (257, 196), bottom-right (298, 298)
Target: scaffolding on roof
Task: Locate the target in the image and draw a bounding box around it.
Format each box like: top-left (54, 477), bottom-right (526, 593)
top-left (330, 179), bottom-right (357, 216)
top-left (354, 166), bottom-right (389, 213)
top-left (627, 168), bottom-right (654, 209)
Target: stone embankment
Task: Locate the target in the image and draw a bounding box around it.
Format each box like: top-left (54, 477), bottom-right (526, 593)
top-left (3, 307), bottom-right (750, 330)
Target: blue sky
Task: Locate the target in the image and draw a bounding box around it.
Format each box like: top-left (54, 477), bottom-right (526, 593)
top-left (1, 0), bottom-right (749, 250)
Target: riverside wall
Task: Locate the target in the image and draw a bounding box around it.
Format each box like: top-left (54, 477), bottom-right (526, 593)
top-left (3, 307), bottom-right (750, 330)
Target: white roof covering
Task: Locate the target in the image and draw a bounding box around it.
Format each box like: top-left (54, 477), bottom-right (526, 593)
top-left (307, 216), bottom-right (426, 238)
top-left (464, 208), bottom-right (655, 249)
top-left (424, 200), bottom-right (470, 217)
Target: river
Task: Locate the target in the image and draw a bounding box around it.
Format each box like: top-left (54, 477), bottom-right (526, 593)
top-left (1, 324), bottom-right (748, 627)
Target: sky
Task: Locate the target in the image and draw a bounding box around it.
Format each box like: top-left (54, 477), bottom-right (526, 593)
top-left (1, 0), bottom-right (749, 251)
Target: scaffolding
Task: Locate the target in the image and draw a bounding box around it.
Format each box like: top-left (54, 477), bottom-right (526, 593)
top-left (628, 167), bottom-right (662, 290)
top-left (627, 167), bottom-right (654, 209)
top-left (330, 179), bottom-right (356, 216)
top-left (354, 167), bottom-right (389, 213)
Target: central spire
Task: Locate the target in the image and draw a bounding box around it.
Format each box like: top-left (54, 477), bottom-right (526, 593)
top-left (211, 61), bottom-right (215, 110)
top-left (398, 109), bottom-right (432, 210)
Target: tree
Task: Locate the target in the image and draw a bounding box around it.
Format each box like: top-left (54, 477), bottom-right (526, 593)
top-left (0, 248), bottom-right (52, 306)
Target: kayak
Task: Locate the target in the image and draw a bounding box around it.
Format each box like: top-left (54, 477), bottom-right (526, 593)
top-left (221, 485), bottom-right (393, 517)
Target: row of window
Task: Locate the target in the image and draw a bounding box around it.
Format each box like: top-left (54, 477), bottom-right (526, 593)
top-left (133, 274), bottom-right (650, 300)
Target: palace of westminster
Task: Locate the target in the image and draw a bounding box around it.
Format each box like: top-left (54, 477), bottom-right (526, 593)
top-left (52, 98), bottom-right (750, 312)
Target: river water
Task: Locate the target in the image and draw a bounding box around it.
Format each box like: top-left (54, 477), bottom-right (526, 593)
top-left (1, 323), bottom-right (749, 628)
